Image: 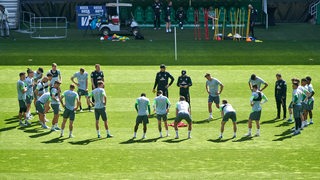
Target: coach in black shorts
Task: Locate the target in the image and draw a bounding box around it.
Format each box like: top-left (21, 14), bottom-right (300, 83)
top-left (177, 70), bottom-right (192, 105)
top-left (152, 64), bottom-right (174, 98)
top-left (90, 64), bottom-right (104, 102)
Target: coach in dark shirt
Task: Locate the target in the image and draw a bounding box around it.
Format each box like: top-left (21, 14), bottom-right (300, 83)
top-left (177, 70), bottom-right (192, 104)
top-left (91, 64), bottom-right (104, 103)
top-left (153, 64), bottom-right (174, 97)
top-left (275, 73), bottom-right (287, 120)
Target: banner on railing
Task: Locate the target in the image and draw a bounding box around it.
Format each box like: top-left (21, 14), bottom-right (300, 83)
top-left (76, 6), bottom-right (106, 30)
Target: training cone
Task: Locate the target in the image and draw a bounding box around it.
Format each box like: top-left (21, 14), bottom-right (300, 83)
top-left (227, 33), bottom-right (233, 37)
top-left (246, 37), bottom-right (252, 42)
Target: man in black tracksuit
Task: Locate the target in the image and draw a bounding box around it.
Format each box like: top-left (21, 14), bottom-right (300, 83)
top-left (177, 70), bottom-right (192, 105)
top-left (275, 73), bottom-right (287, 120)
top-left (153, 64), bottom-right (174, 98)
top-left (152, 0), bottom-right (162, 30)
top-left (248, 4), bottom-right (258, 38)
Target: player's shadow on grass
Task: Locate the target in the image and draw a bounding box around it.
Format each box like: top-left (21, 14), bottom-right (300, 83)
top-left (233, 136), bottom-right (253, 142)
top-left (119, 137), bottom-right (161, 144)
top-left (193, 117), bottom-right (220, 124)
top-left (236, 119), bottom-right (248, 124)
top-left (29, 130), bottom-right (53, 138)
top-left (42, 137), bottom-right (68, 144)
top-left (207, 137), bottom-right (234, 143)
top-left (162, 138), bottom-right (189, 143)
top-left (261, 119), bottom-right (283, 125)
top-left (0, 125), bottom-right (18, 132)
top-left (272, 129), bottom-right (293, 141)
top-left (275, 121), bottom-right (292, 127)
top-left (69, 138), bottom-right (104, 145)
top-left (4, 116), bottom-right (19, 124)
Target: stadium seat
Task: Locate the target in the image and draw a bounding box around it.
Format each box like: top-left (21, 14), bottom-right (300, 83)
top-left (186, 7), bottom-right (194, 23)
top-left (198, 7), bottom-right (204, 24)
top-left (170, 8), bottom-right (176, 24)
top-left (134, 6), bottom-right (145, 23)
top-left (229, 7), bottom-right (237, 25)
top-left (240, 6), bottom-right (248, 24)
top-left (145, 6), bottom-right (154, 24)
top-left (218, 6), bottom-right (226, 24)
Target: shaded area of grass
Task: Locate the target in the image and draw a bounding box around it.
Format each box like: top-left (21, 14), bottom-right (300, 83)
top-left (0, 23), bottom-right (319, 65)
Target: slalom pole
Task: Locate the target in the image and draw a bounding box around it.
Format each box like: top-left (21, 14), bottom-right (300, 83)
top-left (241, 8), bottom-right (245, 38)
top-left (197, 9), bottom-right (201, 40)
top-left (214, 8), bottom-right (218, 40)
top-left (204, 8), bottom-right (209, 40)
top-left (222, 8), bottom-right (226, 40)
top-left (246, 7), bottom-right (251, 39)
top-left (174, 26), bottom-right (177, 61)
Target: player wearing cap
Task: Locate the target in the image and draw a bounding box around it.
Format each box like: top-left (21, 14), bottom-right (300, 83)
top-left (248, 74), bottom-right (268, 92)
top-left (133, 93), bottom-right (151, 139)
top-left (71, 68), bottom-right (92, 112)
top-left (205, 73), bottom-right (224, 120)
top-left (153, 64), bottom-right (174, 98)
top-left (88, 81), bottom-right (113, 138)
top-left (153, 90), bottom-right (171, 137)
top-left (25, 68), bottom-right (34, 122)
top-left (244, 85), bottom-right (268, 137)
top-left (274, 73), bottom-right (287, 120)
top-left (177, 70), bottom-right (192, 105)
top-left (219, 100), bottom-right (237, 139)
top-left (60, 84), bottom-right (79, 138)
top-left (305, 76), bottom-right (315, 125)
top-left (50, 80), bottom-right (61, 131)
top-left (17, 72), bottom-right (28, 126)
top-left (174, 96), bottom-right (192, 139)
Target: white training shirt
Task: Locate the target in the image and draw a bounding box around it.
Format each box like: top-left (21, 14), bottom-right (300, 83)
top-left (176, 101), bottom-right (190, 114)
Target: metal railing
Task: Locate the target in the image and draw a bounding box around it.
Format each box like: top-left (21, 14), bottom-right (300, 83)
top-left (309, 0), bottom-right (320, 16)
top-left (30, 16), bottom-right (68, 39)
top-left (16, 11), bottom-right (35, 33)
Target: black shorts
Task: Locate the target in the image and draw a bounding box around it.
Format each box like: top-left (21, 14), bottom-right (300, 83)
top-left (136, 115), bottom-right (149, 124)
top-left (156, 114), bottom-right (168, 121)
top-left (95, 107), bottom-right (108, 121)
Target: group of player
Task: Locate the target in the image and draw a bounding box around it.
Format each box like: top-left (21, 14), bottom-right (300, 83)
top-left (16, 63), bottom-right (315, 140)
top-left (17, 63), bottom-right (112, 138)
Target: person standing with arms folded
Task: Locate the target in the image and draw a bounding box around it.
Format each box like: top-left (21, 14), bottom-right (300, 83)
top-left (274, 73), bottom-right (287, 120)
top-left (177, 70), bottom-right (192, 106)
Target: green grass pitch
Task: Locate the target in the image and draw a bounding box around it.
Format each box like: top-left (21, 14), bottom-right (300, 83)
top-left (0, 65), bottom-right (319, 179)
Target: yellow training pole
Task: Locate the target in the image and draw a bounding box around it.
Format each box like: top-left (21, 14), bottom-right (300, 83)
top-left (246, 7), bottom-right (251, 38)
